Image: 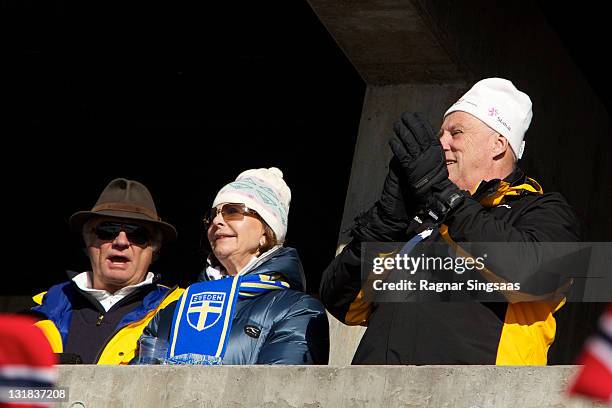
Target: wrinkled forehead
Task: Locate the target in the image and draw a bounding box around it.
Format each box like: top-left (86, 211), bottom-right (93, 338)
top-left (441, 111), bottom-right (498, 134)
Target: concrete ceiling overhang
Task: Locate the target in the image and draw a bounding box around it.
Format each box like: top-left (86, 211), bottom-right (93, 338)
top-left (306, 0), bottom-right (572, 88)
top-left (307, 0), bottom-right (466, 85)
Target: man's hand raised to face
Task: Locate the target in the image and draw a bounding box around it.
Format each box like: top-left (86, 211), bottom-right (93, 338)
top-left (389, 112), bottom-right (467, 223)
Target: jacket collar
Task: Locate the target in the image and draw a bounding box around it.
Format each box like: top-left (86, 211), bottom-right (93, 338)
top-left (200, 246), bottom-right (307, 292)
top-left (472, 166), bottom-right (526, 202)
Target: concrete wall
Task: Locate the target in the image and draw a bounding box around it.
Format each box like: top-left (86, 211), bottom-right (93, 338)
top-left (55, 365), bottom-right (606, 408)
top-left (327, 311), bottom-right (366, 365)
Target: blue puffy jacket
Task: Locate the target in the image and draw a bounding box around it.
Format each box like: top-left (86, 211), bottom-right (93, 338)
top-left (143, 247), bottom-right (329, 364)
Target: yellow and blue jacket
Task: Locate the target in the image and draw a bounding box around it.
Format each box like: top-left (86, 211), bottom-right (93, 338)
top-left (32, 280), bottom-right (183, 365)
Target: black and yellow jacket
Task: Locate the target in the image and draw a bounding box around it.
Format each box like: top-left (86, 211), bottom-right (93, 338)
top-left (31, 278), bottom-right (183, 365)
top-left (320, 168), bottom-right (581, 365)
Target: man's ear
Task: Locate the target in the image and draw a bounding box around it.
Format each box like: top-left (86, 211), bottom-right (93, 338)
top-left (492, 133), bottom-right (509, 158)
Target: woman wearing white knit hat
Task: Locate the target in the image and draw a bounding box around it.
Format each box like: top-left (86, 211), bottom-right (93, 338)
top-left (138, 167), bottom-right (329, 365)
top-left (206, 167), bottom-right (292, 274)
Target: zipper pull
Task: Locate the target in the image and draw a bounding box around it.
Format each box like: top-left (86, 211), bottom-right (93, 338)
top-left (96, 314), bottom-right (104, 326)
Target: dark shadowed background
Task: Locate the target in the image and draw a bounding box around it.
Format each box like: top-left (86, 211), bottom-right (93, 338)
top-left (4, 0), bottom-right (365, 295)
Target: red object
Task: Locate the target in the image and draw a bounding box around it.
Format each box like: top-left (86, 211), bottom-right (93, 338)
top-left (569, 304), bottom-right (612, 404)
top-left (0, 314), bottom-right (58, 408)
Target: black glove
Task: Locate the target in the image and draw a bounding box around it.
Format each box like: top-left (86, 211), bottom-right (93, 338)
top-left (350, 156), bottom-right (419, 242)
top-left (350, 203), bottom-right (409, 242)
top-left (378, 156), bottom-right (411, 221)
top-left (389, 111), bottom-right (467, 223)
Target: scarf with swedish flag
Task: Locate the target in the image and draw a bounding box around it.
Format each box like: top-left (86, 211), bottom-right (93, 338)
top-left (168, 274), bottom-right (289, 360)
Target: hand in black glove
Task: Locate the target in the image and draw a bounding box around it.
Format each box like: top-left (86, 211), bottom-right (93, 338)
top-left (350, 157), bottom-right (413, 242)
top-left (389, 112), bottom-right (467, 223)
top-left (378, 156), bottom-right (411, 221)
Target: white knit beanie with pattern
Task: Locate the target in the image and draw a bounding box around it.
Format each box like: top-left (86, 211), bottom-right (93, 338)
top-left (212, 167), bottom-right (291, 243)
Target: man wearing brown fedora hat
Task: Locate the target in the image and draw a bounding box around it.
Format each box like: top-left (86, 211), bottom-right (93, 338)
top-left (30, 178), bottom-right (184, 364)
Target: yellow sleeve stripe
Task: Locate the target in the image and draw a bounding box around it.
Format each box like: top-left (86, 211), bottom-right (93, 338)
top-left (34, 320), bottom-right (63, 353)
top-left (32, 291), bottom-right (47, 305)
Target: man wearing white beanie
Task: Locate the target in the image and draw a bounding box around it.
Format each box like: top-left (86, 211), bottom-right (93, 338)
top-left (321, 78), bottom-right (581, 366)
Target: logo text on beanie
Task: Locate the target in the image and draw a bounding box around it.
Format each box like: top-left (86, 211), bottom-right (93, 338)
top-left (497, 116), bottom-right (511, 132)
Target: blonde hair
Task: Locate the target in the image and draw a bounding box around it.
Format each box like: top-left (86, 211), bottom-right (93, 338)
top-left (260, 221), bottom-right (278, 253)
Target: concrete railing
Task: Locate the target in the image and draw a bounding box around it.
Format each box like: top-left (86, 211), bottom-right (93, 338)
top-left (54, 365), bottom-right (606, 408)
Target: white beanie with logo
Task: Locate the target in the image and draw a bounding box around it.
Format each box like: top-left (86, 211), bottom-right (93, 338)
top-left (444, 78), bottom-right (533, 159)
top-left (212, 167), bottom-right (291, 243)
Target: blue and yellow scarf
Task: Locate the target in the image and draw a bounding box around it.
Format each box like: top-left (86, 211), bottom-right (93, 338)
top-left (168, 274), bottom-right (289, 360)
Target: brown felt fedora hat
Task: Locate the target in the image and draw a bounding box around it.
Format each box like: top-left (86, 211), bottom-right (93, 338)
top-left (69, 178), bottom-right (177, 242)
